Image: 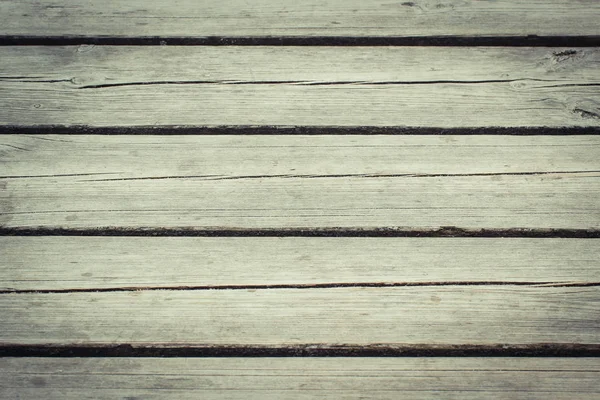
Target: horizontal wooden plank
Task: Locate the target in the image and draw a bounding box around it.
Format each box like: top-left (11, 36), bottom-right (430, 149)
top-left (1, 237), bottom-right (598, 291)
top-left (1, 135), bottom-right (599, 230)
top-left (3, 81), bottom-right (598, 127)
top-left (1, 358), bottom-right (599, 399)
top-left (0, 1), bottom-right (598, 38)
top-left (2, 47), bottom-right (599, 88)
top-left (1, 287), bottom-right (599, 345)
top-left (0, 47), bottom-right (599, 127)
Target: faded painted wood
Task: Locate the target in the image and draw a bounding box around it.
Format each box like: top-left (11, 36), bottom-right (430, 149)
top-left (1, 358), bottom-right (599, 399)
top-left (0, 0), bottom-right (598, 38)
top-left (0, 1), bottom-right (598, 398)
top-left (2, 47), bottom-right (599, 87)
top-left (2, 135), bottom-right (599, 229)
top-left (1, 237), bottom-right (598, 291)
top-left (0, 47), bottom-right (599, 127)
top-left (1, 287), bottom-right (599, 345)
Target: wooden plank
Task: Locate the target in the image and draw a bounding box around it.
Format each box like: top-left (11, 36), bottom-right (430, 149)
top-left (1, 287), bottom-right (599, 345)
top-left (1, 237), bottom-right (598, 291)
top-left (2, 47), bottom-right (599, 88)
top-left (1, 135), bottom-right (599, 230)
top-left (0, 47), bottom-right (599, 127)
top-left (3, 80), bottom-right (598, 127)
top-left (0, 1), bottom-right (598, 38)
top-left (1, 358), bottom-right (599, 400)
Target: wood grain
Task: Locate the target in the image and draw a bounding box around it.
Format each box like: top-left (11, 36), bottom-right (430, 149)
top-left (1, 135), bottom-right (599, 230)
top-left (0, 0), bottom-right (598, 38)
top-left (1, 3), bottom-right (598, 397)
top-left (1, 237), bottom-right (598, 291)
top-left (1, 286), bottom-right (599, 345)
top-left (0, 47), bottom-right (599, 127)
top-left (2, 47), bottom-right (599, 87)
top-left (1, 358), bottom-right (599, 399)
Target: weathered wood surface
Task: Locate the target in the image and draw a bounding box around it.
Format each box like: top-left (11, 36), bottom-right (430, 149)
top-left (0, 0), bottom-right (598, 38)
top-left (2, 47), bottom-right (599, 87)
top-left (1, 237), bottom-right (598, 291)
top-left (2, 135), bottom-right (599, 230)
top-left (1, 358), bottom-right (599, 399)
top-left (1, 47), bottom-right (599, 127)
top-left (1, 287), bottom-right (599, 345)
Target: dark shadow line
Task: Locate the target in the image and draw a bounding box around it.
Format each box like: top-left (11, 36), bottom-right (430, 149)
top-left (1, 227), bottom-right (600, 238)
top-left (75, 78), bottom-right (564, 90)
top-left (0, 173), bottom-right (119, 179)
top-left (1, 343), bottom-right (599, 357)
top-left (1, 35), bottom-right (599, 47)
top-left (2, 281), bottom-right (598, 295)
top-left (84, 170), bottom-right (600, 182)
top-left (0, 126), bottom-right (599, 135)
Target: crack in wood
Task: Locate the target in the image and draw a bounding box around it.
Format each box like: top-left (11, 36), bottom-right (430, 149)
top-left (0, 173), bottom-right (120, 179)
top-left (82, 170), bottom-right (600, 182)
top-left (0, 144), bottom-right (31, 151)
top-left (0, 78), bottom-right (72, 84)
top-left (19, 135), bottom-right (73, 142)
top-left (71, 78), bottom-right (563, 90)
top-left (2, 281), bottom-right (599, 295)
top-left (533, 83), bottom-right (600, 89)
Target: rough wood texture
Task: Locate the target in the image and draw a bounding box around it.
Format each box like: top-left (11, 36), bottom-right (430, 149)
top-left (2, 286), bottom-right (599, 345)
top-left (2, 135), bottom-right (599, 230)
top-left (1, 237), bottom-right (598, 291)
top-left (1, 358), bottom-right (599, 399)
top-left (0, 1), bottom-right (598, 38)
top-left (2, 47), bottom-right (599, 87)
top-left (0, 47), bottom-right (599, 127)
top-left (1, 2), bottom-right (599, 397)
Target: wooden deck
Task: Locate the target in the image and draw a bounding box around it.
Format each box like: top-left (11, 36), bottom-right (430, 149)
top-left (1, 1), bottom-right (599, 398)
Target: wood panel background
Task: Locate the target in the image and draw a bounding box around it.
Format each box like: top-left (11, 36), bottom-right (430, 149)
top-left (1, 0), bottom-right (599, 398)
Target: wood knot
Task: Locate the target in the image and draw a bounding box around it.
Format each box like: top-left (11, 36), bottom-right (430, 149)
top-left (573, 107), bottom-right (600, 120)
top-left (552, 49), bottom-right (577, 59)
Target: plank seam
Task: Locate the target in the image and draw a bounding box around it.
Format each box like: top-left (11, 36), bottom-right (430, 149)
top-left (1, 35), bottom-right (599, 47)
top-left (2, 344), bottom-right (599, 357)
top-left (1, 227), bottom-right (599, 238)
top-left (1, 126), bottom-right (599, 135)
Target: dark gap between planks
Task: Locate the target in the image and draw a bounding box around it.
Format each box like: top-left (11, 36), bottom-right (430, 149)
top-left (1, 126), bottom-right (599, 135)
top-left (1, 35), bottom-right (600, 47)
top-left (2, 227), bottom-right (600, 238)
top-left (2, 344), bottom-right (600, 358)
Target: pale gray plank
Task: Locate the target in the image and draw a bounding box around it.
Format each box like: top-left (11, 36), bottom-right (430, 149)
top-left (1, 358), bottom-right (599, 399)
top-left (1, 47), bottom-right (598, 88)
top-left (1, 135), bottom-right (599, 230)
top-left (0, 47), bottom-right (599, 127)
top-left (1, 287), bottom-right (598, 345)
top-left (1, 237), bottom-right (598, 291)
top-left (0, 78), bottom-right (598, 128)
top-left (0, 0), bottom-right (598, 37)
